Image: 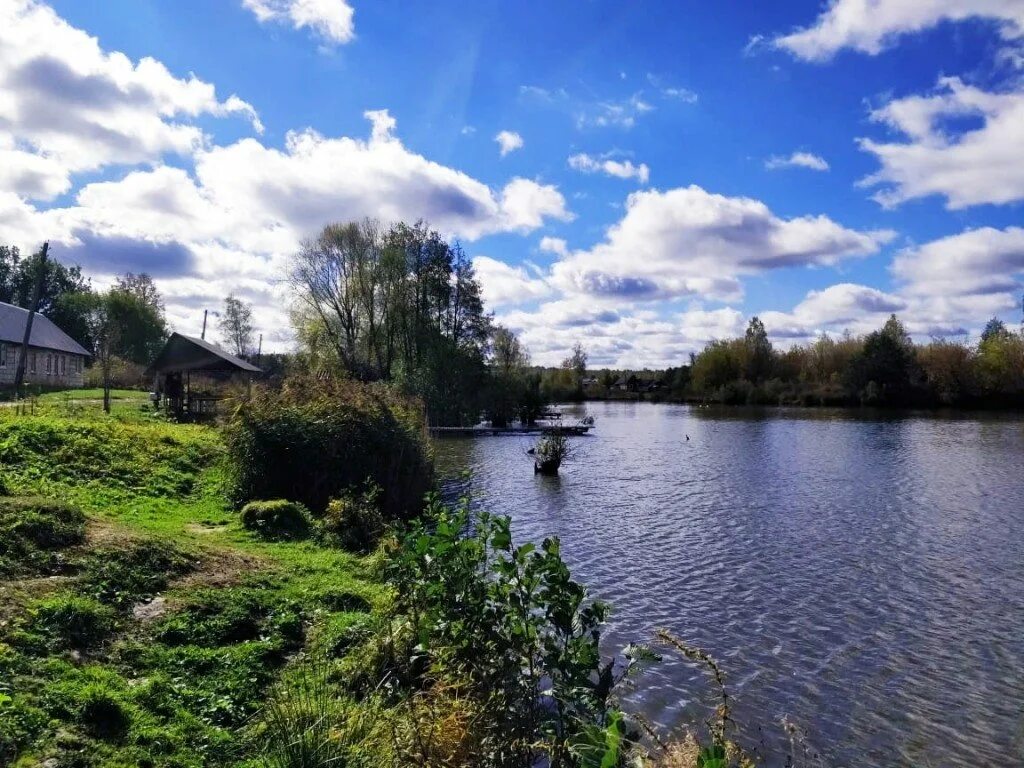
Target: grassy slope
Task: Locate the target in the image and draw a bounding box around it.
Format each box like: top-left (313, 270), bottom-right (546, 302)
top-left (0, 402), bottom-right (386, 767)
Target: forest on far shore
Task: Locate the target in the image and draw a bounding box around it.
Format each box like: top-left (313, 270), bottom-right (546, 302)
top-left (534, 315), bottom-right (1024, 410)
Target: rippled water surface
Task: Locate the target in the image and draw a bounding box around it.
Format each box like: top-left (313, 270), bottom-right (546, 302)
top-left (435, 402), bottom-right (1024, 767)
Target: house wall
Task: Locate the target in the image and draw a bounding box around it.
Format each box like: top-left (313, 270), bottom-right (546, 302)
top-left (0, 343), bottom-right (86, 389)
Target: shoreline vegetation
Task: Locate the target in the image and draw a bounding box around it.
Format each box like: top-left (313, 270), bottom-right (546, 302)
top-left (0, 387), bottom-right (776, 768)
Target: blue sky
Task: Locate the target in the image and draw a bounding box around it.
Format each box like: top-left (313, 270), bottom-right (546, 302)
top-left (2, 0), bottom-right (1023, 365)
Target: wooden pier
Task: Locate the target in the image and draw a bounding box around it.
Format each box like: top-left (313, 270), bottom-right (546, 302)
top-left (429, 423), bottom-right (593, 437)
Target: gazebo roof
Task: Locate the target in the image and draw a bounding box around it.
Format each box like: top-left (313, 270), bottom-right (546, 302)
top-left (147, 332), bottom-right (261, 375)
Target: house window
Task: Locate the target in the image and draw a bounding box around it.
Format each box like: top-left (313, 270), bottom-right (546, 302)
top-left (0, 343), bottom-right (6, 367)
top-left (45, 354), bottom-right (52, 375)
top-left (30, 352), bottom-right (36, 373)
top-left (61, 355), bottom-right (66, 376)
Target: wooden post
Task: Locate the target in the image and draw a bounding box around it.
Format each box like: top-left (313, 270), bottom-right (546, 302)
top-left (201, 309), bottom-right (208, 340)
top-left (13, 242), bottom-right (48, 399)
top-left (256, 333), bottom-right (263, 367)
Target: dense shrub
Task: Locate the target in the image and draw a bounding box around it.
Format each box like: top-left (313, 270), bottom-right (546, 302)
top-left (44, 671), bottom-right (134, 741)
top-left (225, 377), bottom-right (432, 518)
top-left (240, 499), bottom-right (311, 540)
top-left (83, 356), bottom-right (149, 390)
top-left (319, 485), bottom-right (385, 552)
top-left (0, 497), bottom-right (86, 577)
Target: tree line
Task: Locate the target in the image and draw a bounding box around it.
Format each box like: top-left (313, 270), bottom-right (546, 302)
top-left (657, 314), bottom-right (1024, 408)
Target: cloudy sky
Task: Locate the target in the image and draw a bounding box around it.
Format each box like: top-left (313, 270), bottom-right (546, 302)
top-left (2, 0), bottom-right (1023, 365)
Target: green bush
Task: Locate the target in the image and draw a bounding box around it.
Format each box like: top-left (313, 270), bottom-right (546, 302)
top-left (384, 501), bottom-right (651, 767)
top-left (319, 485), bottom-right (385, 552)
top-left (28, 594), bottom-right (116, 651)
top-left (225, 378), bottom-right (432, 519)
top-left (240, 499), bottom-right (311, 540)
top-left (0, 497), bottom-right (86, 577)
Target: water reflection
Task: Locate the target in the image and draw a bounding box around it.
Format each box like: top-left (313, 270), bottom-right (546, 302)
top-left (435, 402), bottom-right (1024, 767)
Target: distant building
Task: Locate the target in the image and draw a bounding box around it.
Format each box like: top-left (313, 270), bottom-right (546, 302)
top-left (0, 301), bottom-right (89, 390)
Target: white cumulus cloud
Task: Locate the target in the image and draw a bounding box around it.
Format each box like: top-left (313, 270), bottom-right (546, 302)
top-left (0, 0), bottom-right (261, 200)
top-left (568, 153), bottom-right (650, 183)
top-left (473, 256), bottom-right (552, 307)
top-left (892, 226), bottom-right (1024, 301)
top-left (775, 0), bottom-right (1024, 61)
top-left (495, 130), bottom-right (524, 157)
top-left (765, 151), bottom-right (830, 171)
top-left (549, 185), bottom-right (892, 302)
top-left (760, 283), bottom-right (907, 338)
top-left (858, 77), bottom-right (1024, 209)
top-left (242, 0), bottom-right (355, 44)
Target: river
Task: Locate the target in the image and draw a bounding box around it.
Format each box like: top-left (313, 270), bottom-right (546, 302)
top-left (434, 401), bottom-right (1024, 767)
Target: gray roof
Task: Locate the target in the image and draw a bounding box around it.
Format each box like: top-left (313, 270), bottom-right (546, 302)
top-left (0, 301), bottom-right (90, 356)
top-left (147, 332), bottom-right (261, 375)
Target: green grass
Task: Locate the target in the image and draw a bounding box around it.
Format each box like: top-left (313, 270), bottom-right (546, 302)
top-left (36, 388), bottom-right (150, 402)
top-left (2, 388), bottom-right (160, 423)
top-left (0, 410), bottom-right (388, 767)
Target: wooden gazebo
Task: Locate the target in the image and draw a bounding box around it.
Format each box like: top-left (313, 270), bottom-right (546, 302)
top-left (147, 333), bottom-right (261, 419)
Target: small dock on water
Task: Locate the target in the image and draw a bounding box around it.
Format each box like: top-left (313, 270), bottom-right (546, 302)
top-left (429, 423), bottom-right (593, 437)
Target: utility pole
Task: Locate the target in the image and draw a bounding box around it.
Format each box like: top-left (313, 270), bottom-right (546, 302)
top-left (201, 309), bottom-right (220, 340)
top-left (256, 333), bottom-right (263, 367)
top-left (13, 242), bottom-right (48, 398)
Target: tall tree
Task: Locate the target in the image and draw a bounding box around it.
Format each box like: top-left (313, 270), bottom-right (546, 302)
top-left (109, 286), bottom-right (168, 364)
top-left (220, 295), bottom-right (255, 358)
top-left (290, 220), bottom-right (492, 425)
top-left (981, 317), bottom-right (1009, 343)
top-left (561, 341), bottom-right (588, 392)
top-left (116, 272), bottom-right (164, 314)
top-left (487, 326), bottom-right (532, 427)
top-left (80, 290), bottom-right (121, 413)
top-left (744, 316), bottom-right (773, 383)
top-left (845, 314), bottom-right (918, 404)
top-left (0, 245), bottom-right (20, 304)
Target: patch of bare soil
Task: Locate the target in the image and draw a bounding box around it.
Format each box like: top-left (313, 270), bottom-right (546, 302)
top-left (185, 522), bottom-right (230, 535)
top-left (177, 543), bottom-right (268, 590)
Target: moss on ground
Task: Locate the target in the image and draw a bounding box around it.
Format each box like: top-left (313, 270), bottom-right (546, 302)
top-left (0, 404), bottom-right (389, 767)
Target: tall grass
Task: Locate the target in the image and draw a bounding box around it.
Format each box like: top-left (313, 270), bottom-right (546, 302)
top-left (260, 662), bottom-right (350, 768)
